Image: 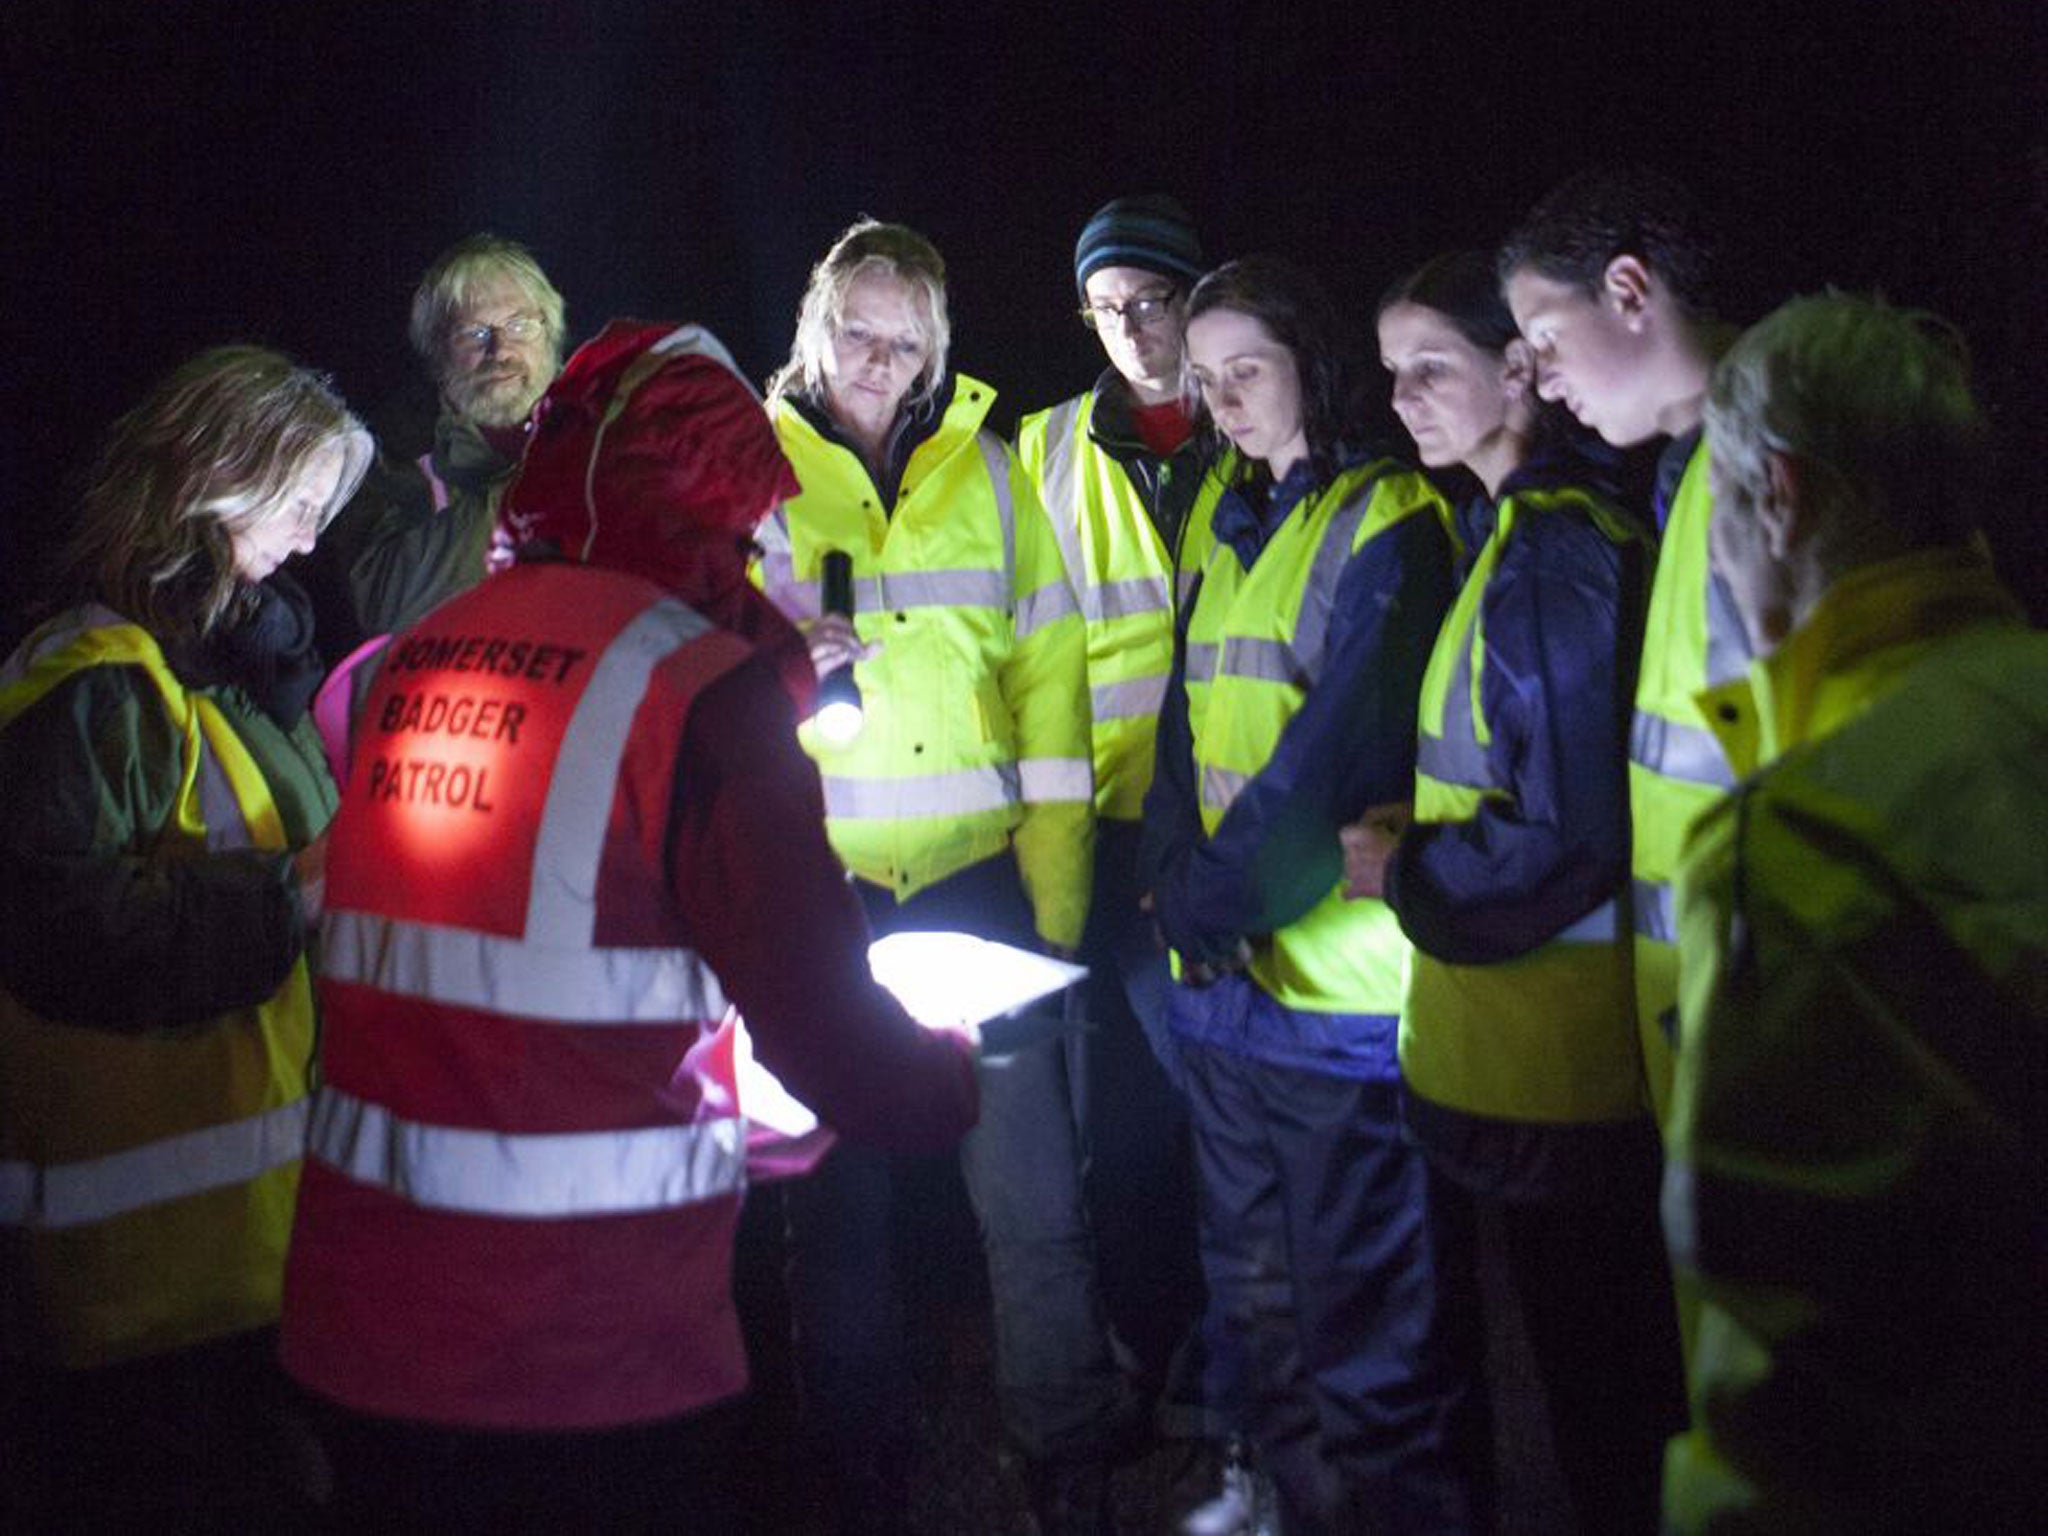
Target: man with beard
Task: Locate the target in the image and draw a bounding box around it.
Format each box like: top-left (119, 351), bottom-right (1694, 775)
top-left (305, 235), bottom-right (567, 667)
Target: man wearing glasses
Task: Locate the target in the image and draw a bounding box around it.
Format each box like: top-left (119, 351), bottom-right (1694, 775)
top-left (307, 234), bottom-right (568, 666)
top-left (1015, 195), bottom-right (1219, 1532)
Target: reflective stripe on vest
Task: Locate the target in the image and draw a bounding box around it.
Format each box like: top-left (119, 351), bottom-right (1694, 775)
top-left (1628, 441), bottom-right (1750, 1117)
top-left (1, 1100), bottom-right (308, 1230)
top-left (1400, 487), bottom-right (1645, 1125)
top-left (1093, 674), bottom-right (1166, 723)
top-left (307, 1088), bottom-right (744, 1219)
top-left (322, 910), bottom-right (729, 1023)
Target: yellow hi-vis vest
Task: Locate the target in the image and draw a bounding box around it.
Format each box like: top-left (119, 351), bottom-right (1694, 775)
top-left (0, 613), bottom-right (311, 1368)
top-left (1016, 391), bottom-right (1192, 821)
top-left (1185, 457), bottom-right (1447, 1014)
top-left (759, 378), bottom-right (1094, 947)
top-left (1399, 488), bottom-right (1646, 1125)
top-left (1630, 440), bottom-right (1751, 1120)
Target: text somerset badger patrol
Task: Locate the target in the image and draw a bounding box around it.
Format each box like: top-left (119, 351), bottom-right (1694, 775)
top-left (364, 632), bottom-right (589, 811)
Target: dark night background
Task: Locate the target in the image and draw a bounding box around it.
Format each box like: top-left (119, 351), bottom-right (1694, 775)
top-left (6, 1), bottom-right (2046, 629)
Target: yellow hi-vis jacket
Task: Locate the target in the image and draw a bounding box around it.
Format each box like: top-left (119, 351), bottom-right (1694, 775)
top-left (1630, 436), bottom-right (1751, 1120)
top-left (760, 378), bottom-right (1094, 948)
top-left (1662, 548), bottom-right (2044, 1532)
top-left (1185, 457), bottom-right (1446, 1014)
top-left (1400, 486), bottom-right (1647, 1133)
top-left (1015, 388), bottom-right (1204, 821)
top-left (0, 614), bottom-right (311, 1368)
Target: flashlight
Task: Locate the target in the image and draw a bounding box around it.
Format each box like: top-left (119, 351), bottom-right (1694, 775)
top-left (814, 549), bottom-right (864, 746)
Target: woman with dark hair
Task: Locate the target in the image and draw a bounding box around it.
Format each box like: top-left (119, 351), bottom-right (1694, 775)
top-left (0, 345), bottom-right (369, 1525)
top-left (1346, 250), bottom-right (1684, 1534)
top-left (1142, 256), bottom-right (1478, 1533)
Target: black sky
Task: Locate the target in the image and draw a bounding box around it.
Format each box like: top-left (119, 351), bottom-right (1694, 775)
top-left (7, 1), bottom-right (2045, 616)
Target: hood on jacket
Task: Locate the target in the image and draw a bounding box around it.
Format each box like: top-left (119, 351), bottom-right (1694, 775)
top-left (502, 319), bottom-right (815, 708)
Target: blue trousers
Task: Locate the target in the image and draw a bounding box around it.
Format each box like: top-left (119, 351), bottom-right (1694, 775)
top-left (1179, 1039), bottom-right (1482, 1535)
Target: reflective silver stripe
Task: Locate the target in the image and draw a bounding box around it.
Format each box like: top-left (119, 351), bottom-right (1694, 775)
top-left (306, 1088), bottom-right (744, 1219)
top-left (1201, 763), bottom-right (1249, 815)
top-left (1414, 731), bottom-right (1486, 788)
top-left (195, 733), bottom-right (252, 851)
top-left (754, 508), bottom-right (809, 617)
top-left (792, 570), bottom-right (1007, 614)
top-left (322, 911), bottom-right (729, 1024)
top-left (1015, 578), bottom-right (1080, 638)
top-left (529, 602), bottom-right (714, 945)
top-left (1034, 398), bottom-right (1092, 596)
top-left (1017, 756), bottom-right (1092, 804)
top-left (884, 569), bottom-right (1008, 609)
top-left (821, 763), bottom-right (1020, 818)
top-left (1630, 709), bottom-right (1736, 789)
top-left (0, 1099), bottom-right (308, 1230)
top-left (977, 433), bottom-right (1018, 597)
top-left (1705, 564), bottom-right (1754, 687)
top-left (1220, 635), bottom-right (1301, 686)
top-left (1092, 675), bottom-right (1166, 722)
top-left (1185, 641), bottom-right (1221, 685)
top-left (1422, 591), bottom-right (1488, 787)
top-left (1290, 481), bottom-right (1377, 681)
top-left (1554, 899), bottom-right (1623, 945)
top-left (1633, 878), bottom-right (1677, 943)
top-left (1095, 576), bottom-right (1171, 623)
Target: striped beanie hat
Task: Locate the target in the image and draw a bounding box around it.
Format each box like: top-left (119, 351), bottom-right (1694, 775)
top-left (1074, 194), bottom-right (1206, 297)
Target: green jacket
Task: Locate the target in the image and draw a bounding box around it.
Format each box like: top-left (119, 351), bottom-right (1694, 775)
top-left (1662, 548), bottom-right (2047, 1531)
top-left (0, 606), bottom-right (332, 1365)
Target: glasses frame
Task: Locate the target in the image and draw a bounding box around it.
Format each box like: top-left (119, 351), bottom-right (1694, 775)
top-left (1078, 291), bottom-right (1179, 332)
top-left (447, 313), bottom-right (546, 353)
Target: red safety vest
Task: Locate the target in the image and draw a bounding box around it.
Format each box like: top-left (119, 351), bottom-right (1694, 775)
top-left (281, 560), bottom-right (758, 1430)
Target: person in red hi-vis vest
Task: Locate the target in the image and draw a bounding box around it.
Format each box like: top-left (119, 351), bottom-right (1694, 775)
top-left (281, 320), bottom-right (978, 1534)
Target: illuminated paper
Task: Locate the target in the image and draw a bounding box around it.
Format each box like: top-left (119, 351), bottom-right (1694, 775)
top-left (737, 931), bottom-right (1087, 1141)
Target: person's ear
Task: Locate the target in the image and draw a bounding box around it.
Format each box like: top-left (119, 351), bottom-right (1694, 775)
top-left (1602, 255), bottom-right (1654, 329)
top-left (1501, 337), bottom-right (1536, 397)
top-left (1758, 451), bottom-right (1816, 559)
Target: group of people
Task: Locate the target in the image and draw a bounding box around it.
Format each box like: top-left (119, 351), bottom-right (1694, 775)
top-left (0, 164), bottom-right (2039, 1536)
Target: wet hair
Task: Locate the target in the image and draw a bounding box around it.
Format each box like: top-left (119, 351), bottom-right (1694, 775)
top-left (408, 233), bottom-right (568, 378)
top-left (766, 219), bottom-right (951, 411)
top-left (1184, 255), bottom-right (1360, 484)
top-left (1497, 167), bottom-right (1718, 315)
top-left (1708, 292), bottom-right (1985, 549)
top-left (59, 346), bottom-right (371, 647)
top-left (1377, 249), bottom-right (1520, 354)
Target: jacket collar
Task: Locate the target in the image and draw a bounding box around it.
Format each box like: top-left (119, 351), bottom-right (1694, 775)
top-left (1699, 545), bottom-right (2024, 773)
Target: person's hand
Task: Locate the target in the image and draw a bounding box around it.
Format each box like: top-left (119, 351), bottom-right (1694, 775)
top-left (1180, 938), bottom-right (1252, 989)
top-left (293, 832), bottom-right (329, 928)
top-left (1340, 802), bottom-right (1412, 900)
top-left (802, 613), bottom-right (877, 680)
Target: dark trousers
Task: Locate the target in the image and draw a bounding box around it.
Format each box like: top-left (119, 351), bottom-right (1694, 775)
top-left (311, 1394), bottom-right (743, 1534)
top-left (1181, 1041), bottom-right (1483, 1535)
top-left (781, 852), bottom-right (1134, 1525)
top-left (1432, 1161), bottom-right (1686, 1536)
top-left (1, 1326), bottom-right (327, 1532)
top-left (1072, 819), bottom-right (1203, 1415)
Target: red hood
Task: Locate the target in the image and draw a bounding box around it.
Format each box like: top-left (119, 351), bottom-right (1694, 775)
top-left (502, 320), bottom-right (814, 709)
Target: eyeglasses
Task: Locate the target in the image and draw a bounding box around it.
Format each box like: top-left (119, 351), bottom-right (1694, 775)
top-left (1079, 294), bottom-right (1177, 331)
top-left (448, 314), bottom-right (545, 351)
